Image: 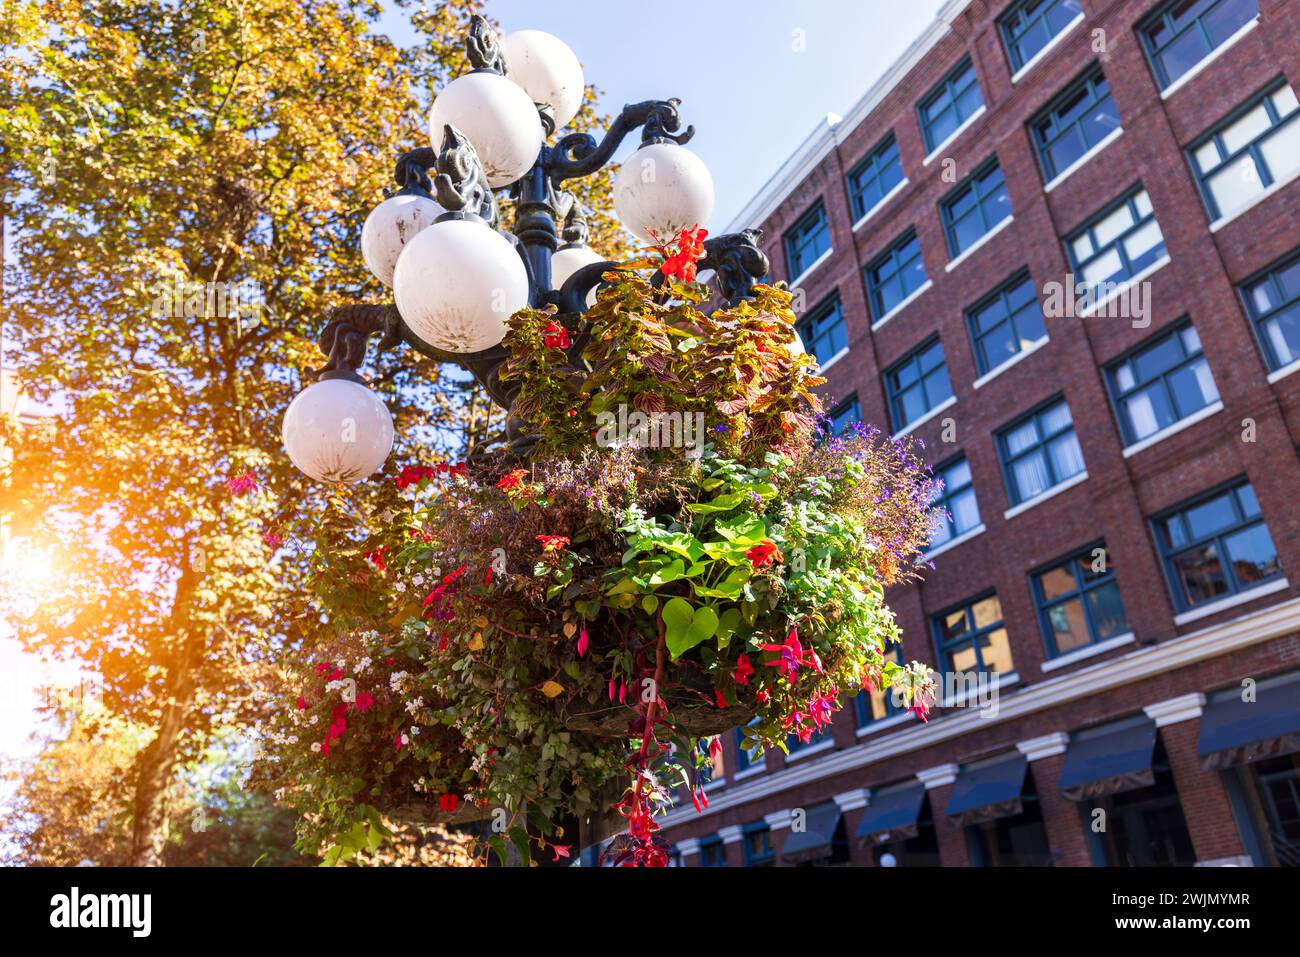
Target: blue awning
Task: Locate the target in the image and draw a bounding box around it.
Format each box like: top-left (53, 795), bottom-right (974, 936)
top-left (1199, 670), bottom-right (1300, 770)
top-left (857, 783), bottom-right (926, 845)
top-left (780, 801), bottom-right (843, 864)
top-left (1059, 715), bottom-right (1158, 801)
top-left (946, 753), bottom-right (1028, 827)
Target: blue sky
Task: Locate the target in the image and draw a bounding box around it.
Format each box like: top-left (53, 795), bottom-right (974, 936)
top-left (379, 0), bottom-right (949, 228)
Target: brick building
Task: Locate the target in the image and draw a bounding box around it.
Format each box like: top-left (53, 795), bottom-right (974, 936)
top-left (657, 0), bottom-right (1300, 867)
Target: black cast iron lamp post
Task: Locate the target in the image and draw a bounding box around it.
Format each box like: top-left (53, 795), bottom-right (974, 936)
top-left (282, 16), bottom-right (770, 483)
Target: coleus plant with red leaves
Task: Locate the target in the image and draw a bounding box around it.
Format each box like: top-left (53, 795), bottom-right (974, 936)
top-left (256, 241), bottom-right (938, 866)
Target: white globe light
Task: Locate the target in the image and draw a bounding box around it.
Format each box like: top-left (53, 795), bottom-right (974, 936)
top-left (879, 852), bottom-right (898, 868)
top-left (551, 243), bottom-right (604, 306)
top-left (500, 30), bottom-right (585, 131)
top-left (613, 141), bottom-right (715, 244)
top-left (361, 193), bottom-right (444, 288)
top-left (788, 325), bottom-right (806, 355)
top-left (392, 217), bottom-right (529, 353)
top-left (428, 72), bottom-right (542, 188)
top-left (282, 378), bottom-right (394, 483)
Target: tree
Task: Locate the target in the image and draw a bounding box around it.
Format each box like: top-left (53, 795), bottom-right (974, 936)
top-left (0, 0), bottom-right (625, 865)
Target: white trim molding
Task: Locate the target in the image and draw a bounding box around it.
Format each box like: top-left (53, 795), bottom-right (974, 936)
top-left (1040, 632), bottom-right (1136, 673)
top-left (833, 788), bottom-right (871, 812)
top-left (818, 345), bottom-right (850, 374)
top-left (733, 763), bottom-right (766, 782)
top-left (1016, 732), bottom-right (1070, 762)
top-left (1173, 578), bottom-right (1291, 626)
top-left (1160, 17), bottom-right (1261, 101)
top-left (788, 247), bottom-right (834, 292)
top-left (1077, 256), bottom-right (1171, 319)
top-left (923, 523), bottom-right (986, 562)
top-left (1267, 357), bottom-right (1300, 384)
top-left (853, 178), bottom-right (910, 232)
top-left (923, 105), bottom-right (987, 166)
top-left (1010, 12), bottom-right (1085, 84)
top-left (1003, 470), bottom-right (1089, 521)
top-left (764, 810), bottom-right (793, 831)
top-left (893, 395), bottom-right (956, 439)
top-left (1210, 166), bottom-right (1300, 232)
top-left (871, 279), bottom-right (933, 331)
top-left (973, 335), bottom-right (1049, 389)
top-left (785, 738), bottom-right (835, 762)
top-left (1044, 128), bottom-right (1122, 193)
top-left (1144, 693), bottom-right (1206, 727)
top-left (675, 837), bottom-right (702, 856)
top-left (1122, 401), bottom-right (1223, 458)
top-left (716, 825), bottom-right (746, 845)
top-left (916, 763), bottom-right (959, 789)
top-left (856, 711), bottom-right (915, 738)
top-left (655, 596), bottom-right (1300, 829)
top-left (945, 215), bottom-right (1014, 273)
top-left (1196, 855), bottom-right (1255, 867)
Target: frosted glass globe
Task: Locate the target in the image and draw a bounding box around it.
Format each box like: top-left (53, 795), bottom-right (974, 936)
top-left (613, 141), bottom-right (715, 244)
top-left (428, 71), bottom-right (543, 187)
top-left (550, 243), bottom-right (604, 306)
top-left (361, 193), bottom-right (444, 288)
top-left (282, 378), bottom-right (394, 483)
top-left (500, 30), bottom-right (585, 131)
top-left (392, 217), bottom-right (529, 353)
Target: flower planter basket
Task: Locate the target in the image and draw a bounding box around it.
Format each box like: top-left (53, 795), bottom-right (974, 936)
top-left (560, 683), bottom-right (754, 738)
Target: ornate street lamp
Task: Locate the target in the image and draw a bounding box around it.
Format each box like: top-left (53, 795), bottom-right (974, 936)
top-left (283, 15), bottom-right (771, 480)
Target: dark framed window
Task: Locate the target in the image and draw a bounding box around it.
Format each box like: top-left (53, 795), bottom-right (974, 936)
top-left (1249, 753), bottom-right (1300, 865)
top-left (786, 723), bottom-right (831, 753)
top-left (967, 271), bottom-right (1046, 375)
top-left (999, 0), bottom-right (1085, 73)
top-left (966, 772), bottom-right (1053, 866)
top-left (1153, 480), bottom-right (1281, 612)
top-left (865, 230), bottom-right (928, 320)
top-left (1032, 543), bottom-right (1129, 657)
top-left (1138, 0), bottom-right (1260, 90)
top-left (885, 338), bottom-right (953, 431)
top-left (741, 822), bottom-right (775, 866)
top-left (1104, 321), bottom-right (1219, 446)
top-left (1087, 741), bottom-right (1196, 866)
top-left (933, 592), bottom-right (1015, 676)
top-left (1190, 80), bottom-right (1300, 221)
top-left (847, 133), bottom-right (905, 221)
top-left (873, 792), bottom-right (941, 867)
top-left (918, 57), bottom-right (984, 152)
top-left (997, 397), bottom-right (1085, 506)
top-left (929, 455), bottom-right (981, 550)
top-left (1065, 186), bottom-right (1165, 299)
top-left (795, 293), bottom-right (848, 366)
top-left (941, 159), bottom-right (1012, 259)
top-left (855, 646), bottom-right (905, 727)
top-left (784, 201), bottom-right (831, 279)
top-left (1030, 65), bottom-right (1121, 181)
top-left (735, 719), bottom-right (762, 772)
top-left (698, 837), bottom-right (726, 867)
top-left (1241, 248), bottom-right (1300, 371)
top-left (829, 394), bottom-right (860, 435)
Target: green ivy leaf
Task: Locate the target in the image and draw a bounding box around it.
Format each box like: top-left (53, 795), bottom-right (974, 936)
top-left (663, 598), bottom-right (719, 659)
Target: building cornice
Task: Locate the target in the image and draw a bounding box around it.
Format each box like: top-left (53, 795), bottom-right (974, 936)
top-left (1144, 693), bottom-right (1207, 727)
top-left (916, 764), bottom-right (959, 789)
top-left (1017, 732), bottom-right (1070, 761)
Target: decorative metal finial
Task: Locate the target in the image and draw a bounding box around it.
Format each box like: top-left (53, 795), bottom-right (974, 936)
top-left (466, 14), bottom-right (507, 74)
top-left (700, 229), bottom-right (770, 306)
top-left (433, 124), bottom-right (498, 225)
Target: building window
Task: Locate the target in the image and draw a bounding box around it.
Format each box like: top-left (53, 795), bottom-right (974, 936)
top-left (933, 593), bottom-right (1014, 676)
top-left (929, 456), bottom-right (981, 549)
top-left (885, 338), bottom-right (953, 432)
top-left (1138, 0), bottom-right (1260, 91)
top-left (735, 720), bottom-right (762, 772)
top-left (874, 793), bottom-right (942, 867)
top-left (967, 774), bottom-right (1053, 866)
top-left (967, 271), bottom-right (1046, 376)
top-left (1087, 742), bottom-right (1196, 866)
top-left (796, 293), bottom-right (848, 366)
top-left (997, 397), bottom-right (1085, 506)
top-left (698, 837), bottom-right (726, 867)
top-left (940, 160), bottom-right (1012, 259)
top-left (999, 0), bottom-right (1085, 72)
top-left (784, 201), bottom-right (831, 280)
top-left (1030, 65), bottom-right (1121, 181)
top-left (1105, 321), bottom-right (1219, 446)
top-left (855, 646), bottom-right (905, 726)
top-left (1153, 480), bottom-right (1281, 612)
top-left (1242, 249), bottom-right (1300, 371)
top-left (1066, 186), bottom-right (1166, 300)
top-left (847, 133), bottom-right (905, 221)
top-left (866, 230), bottom-right (928, 320)
top-left (1248, 753), bottom-right (1300, 865)
top-left (828, 394), bottom-right (860, 435)
top-left (918, 57), bottom-right (984, 152)
top-left (1190, 81), bottom-right (1300, 222)
top-left (1032, 543), bottom-right (1129, 657)
top-left (786, 724), bottom-right (831, 754)
top-left (742, 823), bottom-right (775, 866)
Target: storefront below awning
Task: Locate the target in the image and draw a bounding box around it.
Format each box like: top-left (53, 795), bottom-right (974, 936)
top-left (857, 783), bottom-right (926, 845)
top-left (1199, 670), bottom-right (1300, 770)
top-left (1059, 715), bottom-right (1158, 801)
top-left (780, 801), bottom-right (843, 865)
top-left (946, 752), bottom-right (1029, 828)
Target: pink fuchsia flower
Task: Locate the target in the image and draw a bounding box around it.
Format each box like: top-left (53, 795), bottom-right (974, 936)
top-left (225, 471), bottom-right (258, 496)
top-left (354, 691), bottom-right (374, 712)
top-left (296, 695), bottom-right (308, 710)
top-left (536, 535), bottom-right (570, 552)
top-left (714, 687), bottom-right (728, 708)
top-left (262, 529), bottom-right (283, 548)
top-left (745, 540), bottom-right (782, 568)
top-left (550, 843), bottom-right (572, 863)
top-left (577, 626), bottom-right (589, 658)
top-left (709, 736), bottom-right (723, 764)
top-left (808, 688), bottom-right (841, 729)
top-left (690, 787), bottom-right (710, 812)
top-left (759, 629), bottom-right (815, 682)
top-left (732, 653), bottom-right (754, 686)
top-left (910, 686), bottom-right (936, 724)
top-left (365, 546), bottom-right (387, 574)
top-left (394, 733), bottom-right (408, 751)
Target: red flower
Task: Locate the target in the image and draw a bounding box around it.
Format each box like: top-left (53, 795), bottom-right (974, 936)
top-left (296, 695), bottom-right (308, 710)
top-left (354, 691), bottom-right (374, 712)
top-left (690, 787), bottom-right (709, 812)
top-left (224, 471), bottom-right (258, 497)
top-left (577, 626), bottom-right (589, 658)
top-left (536, 534), bottom-right (570, 553)
top-left (714, 687), bottom-right (728, 708)
top-left (438, 793), bottom-right (459, 812)
top-left (551, 843), bottom-right (572, 863)
top-left (732, 653), bottom-right (754, 686)
top-left (709, 736), bottom-right (723, 764)
top-left (394, 733), bottom-right (407, 751)
top-left (262, 529), bottom-right (283, 548)
top-left (656, 226), bottom-right (709, 283)
top-left (365, 546), bottom-right (387, 574)
top-left (759, 628), bottom-right (815, 682)
top-left (745, 540), bottom-right (782, 568)
top-left (497, 469), bottom-right (528, 492)
top-left (542, 320), bottom-right (571, 350)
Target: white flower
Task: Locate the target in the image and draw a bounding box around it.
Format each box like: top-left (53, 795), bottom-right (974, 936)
top-left (310, 742), bottom-right (322, 752)
top-left (411, 726), bottom-right (420, 735)
top-left (412, 573), bottom-right (426, 587)
top-left (394, 581), bottom-right (407, 593)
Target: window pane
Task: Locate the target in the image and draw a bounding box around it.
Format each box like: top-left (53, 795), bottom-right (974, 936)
top-left (1124, 386), bottom-right (1170, 439)
top-left (950, 488), bottom-right (981, 534)
top-left (1122, 218), bottom-right (1164, 264)
top-left (977, 627), bottom-right (1015, 673)
top-left (1208, 155), bottom-right (1264, 215)
top-left (1265, 307), bottom-right (1300, 367)
top-left (1167, 359), bottom-right (1219, 416)
top-left (1173, 543), bottom-right (1229, 606)
top-left (1081, 247), bottom-right (1123, 286)
top-left (942, 609), bottom-right (969, 640)
top-left (1048, 597), bottom-right (1092, 654)
top-left (1202, 0), bottom-right (1258, 45)
top-left (1219, 104), bottom-right (1271, 154)
top-left (1013, 452), bottom-right (1051, 500)
top-left (1092, 204), bottom-right (1135, 247)
top-left (1085, 583), bottom-right (1129, 639)
top-left (1047, 432), bottom-right (1085, 479)
top-left (1222, 524), bottom-right (1280, 586)
top-left (971, 595), bottom-right (1003, 629)
top-left (1160, 30), bottom-right (1211, 86)
top-left (1038, 563), bottom-right (1077, 600)
top-left (1040, 401), bottom-right (1073, 434)
top-left (1184, 492), bottom-right (1236, 538)
top-left (949, 640), bottom-right (979, 673)
top-left (1259, 120), bottom-right (1300, 184)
